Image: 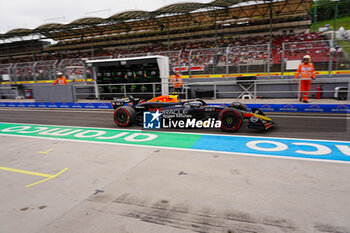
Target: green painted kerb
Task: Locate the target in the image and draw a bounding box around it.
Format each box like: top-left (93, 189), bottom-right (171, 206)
top-left (0, 123), bottom-right (202, 149)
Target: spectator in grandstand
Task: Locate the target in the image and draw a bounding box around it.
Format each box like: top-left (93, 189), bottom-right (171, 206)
top-left (170, 72), bottom-right (183, 95)
top-left (52, 72), bottom-right (68, 85)
top-left (294, 55), bottom-right (316, 103)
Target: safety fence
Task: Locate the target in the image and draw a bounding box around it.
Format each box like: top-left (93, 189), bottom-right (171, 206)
top-left (0, 78), bottom-right (349, 115)
top-left (1, 78), bottom-right (349, 102)
top-left (281, 40), bottom-right (350, 75)
top-left (1, 40), bottom-right (350, 83)
top-left (0, 56), bottom-right (112, 83)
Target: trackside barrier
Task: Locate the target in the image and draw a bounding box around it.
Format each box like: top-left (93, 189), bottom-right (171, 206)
top-left (70, 78), bottom-right (350, 102)
top-left (0, 102), bottom-right (112, 109)
top-left (3, 47), bottom-right (260, 82)
top-left (0, 102), bottom-right (349, 113)
top-left (1, 39), bottom-right (349, 83)
top-left (1, 78), bottom-right (349, 102)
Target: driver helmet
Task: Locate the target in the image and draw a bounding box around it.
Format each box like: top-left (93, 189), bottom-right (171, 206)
top-left (229, 102), bottom-right (247, 111)
top-left (57, 72), bottom-right (63, 76)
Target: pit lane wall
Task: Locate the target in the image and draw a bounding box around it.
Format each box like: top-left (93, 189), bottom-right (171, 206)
top-left (2, 73), bottom-right (349, 100)
top-left (0, 102), bottom-right (349, 113)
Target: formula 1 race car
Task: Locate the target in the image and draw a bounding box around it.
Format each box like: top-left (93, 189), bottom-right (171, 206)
top-left (111, 95), bottom-right (276, 132)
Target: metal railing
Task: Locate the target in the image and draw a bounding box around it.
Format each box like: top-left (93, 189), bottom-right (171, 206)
top-left (0, 40), bottom-right (349, 83)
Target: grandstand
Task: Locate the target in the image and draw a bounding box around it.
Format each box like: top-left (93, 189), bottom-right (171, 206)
top-left (0, 0), bottom-right (349, 83)
top-left (0, 0), bottom-right (312, 55)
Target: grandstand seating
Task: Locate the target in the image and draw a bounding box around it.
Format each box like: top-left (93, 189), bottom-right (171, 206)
top-left (0, 0), bottom-right (317, 72)
top-left (272, 33), bottom-right (333, 64)
top-left (0, 32), bottom-right (329, 65)
top-left (1, 31), bottom-right (345, 81)
top-left (45, 16), bottom-right (309, 51)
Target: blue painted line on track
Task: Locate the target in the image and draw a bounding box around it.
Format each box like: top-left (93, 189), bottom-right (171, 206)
top-left (191, 135), bottom-right (350, 162)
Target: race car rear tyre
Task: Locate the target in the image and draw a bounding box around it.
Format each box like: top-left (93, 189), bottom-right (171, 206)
top-left (113, 106), bottom-right (136, 127)
top-left (219, 108), bottom-right (243, 132)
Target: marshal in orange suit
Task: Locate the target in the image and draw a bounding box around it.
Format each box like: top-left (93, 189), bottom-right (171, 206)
top-left (294, 55), bottom-right (316, 103)
top-left (52, 72), bottom-right (68, 85)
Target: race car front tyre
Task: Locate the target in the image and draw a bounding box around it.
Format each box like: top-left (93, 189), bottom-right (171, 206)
top-left (113, 106), bottom-right (136, 127)
top-left (219, 109), bottom-right (243, 132)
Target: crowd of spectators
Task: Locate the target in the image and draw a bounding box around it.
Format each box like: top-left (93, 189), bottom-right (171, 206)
top-left (0, 40), bottom-right (49, 56)
top-left (0, 32), bottom-right (326, 62)
top-left (272, 32), bottom-right (331, 63)
top-left (1, 32), bottom-right (337, 81)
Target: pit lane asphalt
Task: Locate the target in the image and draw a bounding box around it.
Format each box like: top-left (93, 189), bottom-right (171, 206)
top-left (1, 108), bottom-right (350, 233)
top-left (0, 108), bottom-right (348, 141)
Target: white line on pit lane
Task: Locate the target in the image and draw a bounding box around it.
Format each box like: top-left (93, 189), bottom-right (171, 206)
top-left (0, 108), bottom-right (349, 119)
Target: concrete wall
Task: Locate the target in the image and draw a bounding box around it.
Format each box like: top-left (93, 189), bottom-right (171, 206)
top-left (33, 85), bottom-right (76, 102)
top-left (184, 76), bottom-right (349, 99)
